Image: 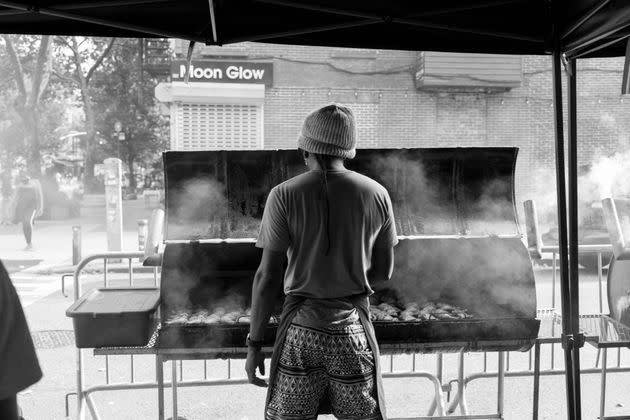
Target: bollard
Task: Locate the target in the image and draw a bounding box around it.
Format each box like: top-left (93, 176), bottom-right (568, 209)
top-left (72, 225), bottom-right (82, 265)
top-left (138, 219), bottom-right (149, 252)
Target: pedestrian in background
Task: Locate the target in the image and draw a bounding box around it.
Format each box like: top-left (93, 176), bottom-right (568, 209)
top-left (0, 258), bottom-right (42, 420)
top-left (12, 175), bottom-right (43, 250)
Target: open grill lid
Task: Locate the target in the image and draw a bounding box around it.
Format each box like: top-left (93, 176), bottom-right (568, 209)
top-left (163, 147), bottom-right (520, 241)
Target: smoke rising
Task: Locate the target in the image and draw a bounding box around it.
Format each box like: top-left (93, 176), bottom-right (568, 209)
top-left (364, 152), bottom-right (518, 236)
top-left (366, 154), bottom-right (456, 235)
top-left (582, 151), bottom-right (630, 201)
top-left (169, 177), bottom-right (228, 239)
top-left (388, 237), bottom-right (536, 318)
top-left (524, 151), bottom-right (630, 238)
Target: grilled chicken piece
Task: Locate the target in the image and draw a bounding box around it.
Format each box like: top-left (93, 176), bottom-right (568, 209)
top-left (165, 312), bottom-right (190, 325)
top-left (370, 307), bottom-right (398, 321)
top-left (205, 313), bottom-right (221, 324)
top-left (220, 311), bottom-right (240, 323)
top-left (377, 303), bottom-right (399, 316)
top-left (404, 302), bottom-right (420, 311)
top-left (186, 310), bottom-right (209, 324)
top-left (420, 304), bottom-right (436, 313)
top-left (434, 312), bottom-right (459, 320)
top-left (399, 311), bottom-right (417, 322)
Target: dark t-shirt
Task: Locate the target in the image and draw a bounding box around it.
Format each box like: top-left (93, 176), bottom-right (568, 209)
top-left (256, 169), bottom-right (398, 299)
top-left (15, 185), bottom-right (37, 212)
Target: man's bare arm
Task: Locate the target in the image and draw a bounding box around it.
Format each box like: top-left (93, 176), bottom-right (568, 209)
top-left (368, 246), bottom-right (394, 291)
top-left (249, 248), bottom-right (285, 341)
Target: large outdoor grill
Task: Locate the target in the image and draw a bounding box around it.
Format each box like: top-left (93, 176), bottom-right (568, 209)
top-left (602, 198), bottom-right (630, 327)
top-left (157, 148), bottom-right (540, 353)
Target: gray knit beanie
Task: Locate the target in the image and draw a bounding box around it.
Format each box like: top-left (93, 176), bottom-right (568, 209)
top-left (298, 104), bottom-right (357, 159)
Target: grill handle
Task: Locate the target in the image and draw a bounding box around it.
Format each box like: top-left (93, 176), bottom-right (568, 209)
top-left (602, 198), bottom-right (630, 260)
top-left (524, 200), bottom-right (543, 260)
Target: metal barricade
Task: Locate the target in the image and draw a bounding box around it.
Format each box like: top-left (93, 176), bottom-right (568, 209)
top-left (67, 248), bottom-right (630, 419)
top-left (68, 252), bottom-right (156, 420)
top-left (67, 251), bottom-right (507, 420)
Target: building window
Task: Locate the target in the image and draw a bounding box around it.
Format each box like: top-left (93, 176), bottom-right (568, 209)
top-left (175, 103), bottom-right (263, 150)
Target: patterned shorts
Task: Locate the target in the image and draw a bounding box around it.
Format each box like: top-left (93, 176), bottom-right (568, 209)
top-left (266, 323), bottom-right (381, 420)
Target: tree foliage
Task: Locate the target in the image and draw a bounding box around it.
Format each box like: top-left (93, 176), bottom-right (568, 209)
top-left (0, 36), bottom-right (167, 191)
top-left (54, 36), bottom-right (116, 180)
top-left (91, 38), bottom-right (168, 190)
top-left (0, 35), bottom-right (58, 176)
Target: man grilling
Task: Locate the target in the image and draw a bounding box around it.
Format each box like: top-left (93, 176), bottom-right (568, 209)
top-left (246, 104), bottom-right (397, 420)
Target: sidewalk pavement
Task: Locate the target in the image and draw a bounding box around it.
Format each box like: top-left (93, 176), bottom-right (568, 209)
top-left (0, 194), bottom-right (157, 273)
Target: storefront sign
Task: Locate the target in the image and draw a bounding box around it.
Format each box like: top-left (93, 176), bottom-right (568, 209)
top-left (171, 61), bottom-right (273, 86)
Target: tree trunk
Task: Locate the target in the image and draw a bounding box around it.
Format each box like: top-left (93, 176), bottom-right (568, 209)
top-left (83, 95), bottom-right (96, 181)
top-left (21, 106), bottom-right (42, 177)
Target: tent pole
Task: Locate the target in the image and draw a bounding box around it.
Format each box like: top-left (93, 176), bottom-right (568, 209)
top-left (561, 0), bottom-right (611, 40)
top-left (551, 46), bottom-right (577, 420)
top-left (0, 0), bottom-right (173, 17)
top-left (566, 57), bottom-right (584, 420)
top-left (0, 0), bottom-right (206, 42)
top-left (208, 0), bottom-right (217, 43)
top-left (570, 33), bottom-right (630, 59)
top-left (256, 0), bottom-right (521, 20)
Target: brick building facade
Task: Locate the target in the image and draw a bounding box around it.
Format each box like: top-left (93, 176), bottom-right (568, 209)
top-left (155, 40), bottom-right (630, 217)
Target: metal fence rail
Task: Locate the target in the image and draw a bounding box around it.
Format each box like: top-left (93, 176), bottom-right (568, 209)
top-left (67, 246), bottom-right (630, 420)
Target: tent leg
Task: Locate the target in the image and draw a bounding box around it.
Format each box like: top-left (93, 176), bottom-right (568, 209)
top-left (566, 57), bottom-right (583, 419)
top-left (551, 47), bottom-right (577, 420)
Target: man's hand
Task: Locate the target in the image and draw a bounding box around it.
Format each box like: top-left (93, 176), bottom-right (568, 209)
top-left (245, 347), bottom-right (268, 387)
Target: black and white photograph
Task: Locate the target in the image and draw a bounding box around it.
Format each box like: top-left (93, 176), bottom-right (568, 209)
top-left (1, 1), bottom-right (630, 419)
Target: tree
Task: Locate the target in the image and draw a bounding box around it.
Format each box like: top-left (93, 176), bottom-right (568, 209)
top-left (1, 35), bottom-right (54, 176)
top-left (54, 36), bottom-right (116, 181)
top-left (92, 39), bottom-right (168, 191)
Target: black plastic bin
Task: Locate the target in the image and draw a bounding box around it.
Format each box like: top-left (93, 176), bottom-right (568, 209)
top-left (66, 288), bottom-right (160, 348)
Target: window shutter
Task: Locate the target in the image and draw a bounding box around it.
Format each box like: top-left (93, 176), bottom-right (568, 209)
top-left (176, 103), bottom-right (262, 150)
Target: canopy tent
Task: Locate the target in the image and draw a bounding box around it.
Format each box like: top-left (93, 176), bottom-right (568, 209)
top-left (1, 0), bottom-right (630, 58)
top-left (2, 1), bottom-right (630, 419)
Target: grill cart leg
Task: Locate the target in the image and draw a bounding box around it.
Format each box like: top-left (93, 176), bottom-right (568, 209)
top-left (157, 355), bottom-right (164, 420)
top-left (172, 360), bottom-right (178, 420)
top-left (76, 347), bottom-right (86, 420)
top-left (447, 351), bottom-right (469, 415)
top-left (427, 354), bottom-right (445, 416)
top-left (85, 394), bottom-right (101, 420)
top-left (497, 352), bottom-right (505, 419)
top-left (533, 341), bottom-right (541, 420)
top-left (601, 348), bottom-right (608, 419)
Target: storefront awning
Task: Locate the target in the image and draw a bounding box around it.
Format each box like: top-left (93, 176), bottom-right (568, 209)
top-left (155, 82), bottom-right (265, 105)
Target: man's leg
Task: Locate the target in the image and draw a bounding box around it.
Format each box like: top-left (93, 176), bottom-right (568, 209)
top-left (21, 209), bottom-right (35, 247)
top-left (325, 323), bottom-right (381, 420)
top-left (0, 395), bottom-right (20, 420)
top-left (266, 324), bottom-right (327, 420)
